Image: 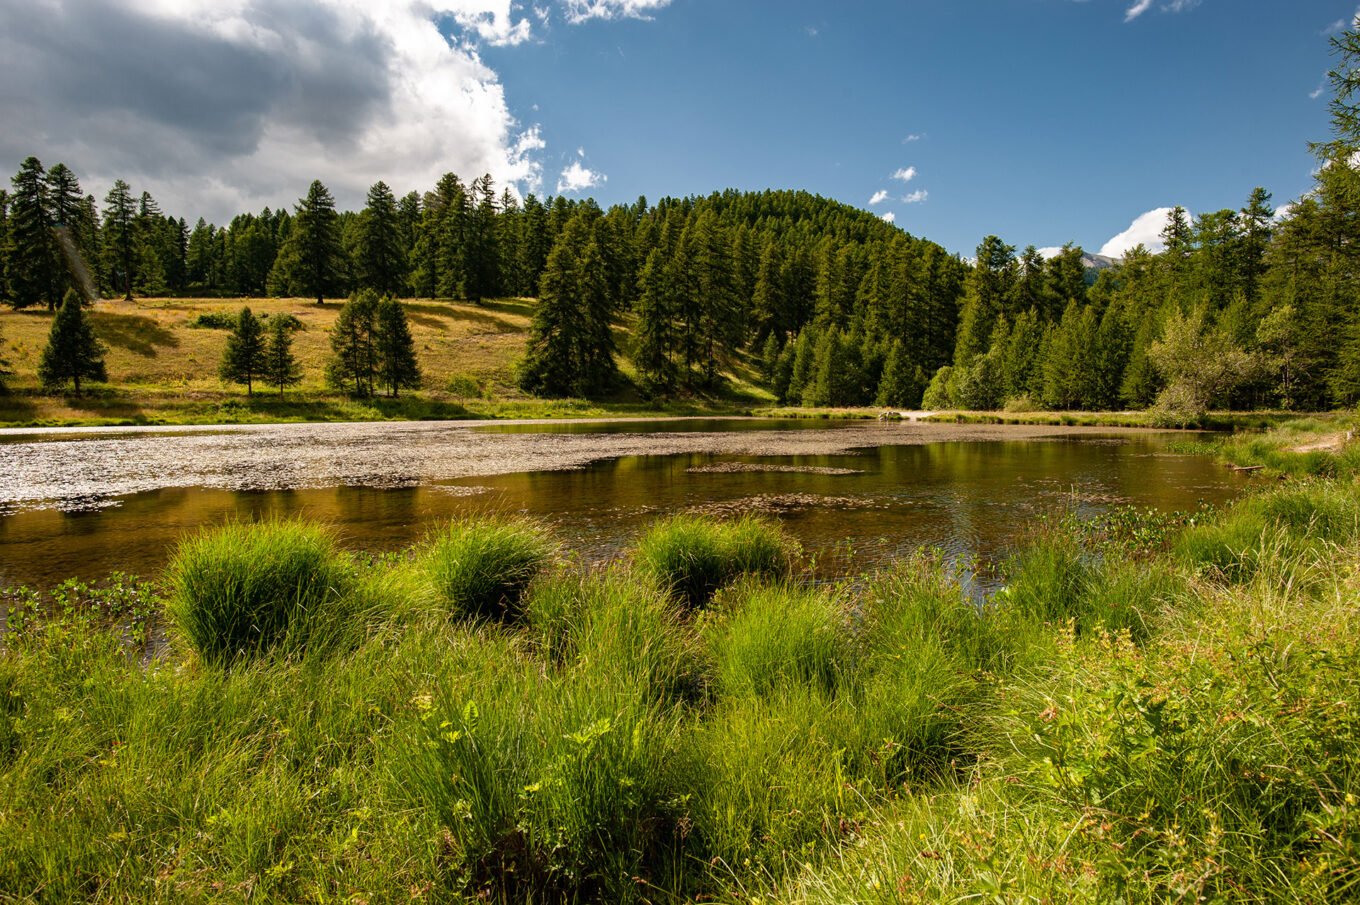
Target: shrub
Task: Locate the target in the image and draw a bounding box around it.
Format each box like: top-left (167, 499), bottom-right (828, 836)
top-left (187, 312), bottom-right (236, 329)
top-left (633, 515), bottom-right (798, 609)
top-left (423, 517), bottom-right (555, 622)
top-left (166, 520), bottom-right (356, 665)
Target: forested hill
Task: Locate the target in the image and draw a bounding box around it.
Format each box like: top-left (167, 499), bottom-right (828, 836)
top-left (0, 168), bottom-right (971, 398)
top-left (5, 136), bottom-right (1360, 422)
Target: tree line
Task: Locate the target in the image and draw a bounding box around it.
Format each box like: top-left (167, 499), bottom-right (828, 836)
top-left (5, 26), bottom-right (1360, 416)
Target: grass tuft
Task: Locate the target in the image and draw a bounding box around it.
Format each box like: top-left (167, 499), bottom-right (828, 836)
top-left (633, 514), bottom-right (798, 608)
top-left (166, 520), bottom-right (358, 665)
top-left (423, 516), bottom-right (556, 623)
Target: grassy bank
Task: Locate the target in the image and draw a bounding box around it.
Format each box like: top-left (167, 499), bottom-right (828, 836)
top-left (2, 426), bottom-right (1360, 901)
top-left (0, 297), bottom-right (770, 427)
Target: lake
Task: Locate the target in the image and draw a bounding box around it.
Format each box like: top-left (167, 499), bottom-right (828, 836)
top-left (0, 418), bottom-right (1246, 589)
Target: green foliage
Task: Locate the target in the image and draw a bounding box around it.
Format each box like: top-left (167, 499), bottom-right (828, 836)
top-left (166, 520), bottom-right (359, 665)
top-left (325, 290), bottom-right (378, 397)
top-left (374, 296), bottom-right (421, 397)
top-left (6, 156), bottom-right (64, 310)
top-left (704, 583), bottom-right (853, 698)
top-left (38, 288), bottom-right (106, 395)
top-left (423, 517), bottom-right (555, 622)
top-left (633, 514), bottom-right (798, 608)
top-left (218, 306), bottom-right (266, 395)
top-left (263, 313), bottom-right (303, 396)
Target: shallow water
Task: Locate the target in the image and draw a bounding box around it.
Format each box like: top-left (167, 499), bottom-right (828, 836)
top-left (0, 418), bottom-right (1245, 588)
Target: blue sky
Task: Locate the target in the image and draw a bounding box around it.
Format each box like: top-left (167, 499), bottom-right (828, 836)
top-left (483, 0), bottom-right (1348, 256)
top-left (0, 0), bottom-right (1350, 258)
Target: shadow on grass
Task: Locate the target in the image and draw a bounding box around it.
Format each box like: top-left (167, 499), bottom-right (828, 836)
top-left (404, 300), bottom-right (529, 334)
top-left (93, 313), bottom-right (180, 357)
top-left (0, 392), bottom-right (38, 424)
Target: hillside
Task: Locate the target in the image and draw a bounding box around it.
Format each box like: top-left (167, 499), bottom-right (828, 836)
top-left (0, 296), bottom-right (770, 426)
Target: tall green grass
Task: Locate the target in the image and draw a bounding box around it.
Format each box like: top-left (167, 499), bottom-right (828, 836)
top-left (8, 455), bottom-right (1360, 903)
top-left (633, 514), bottom-right (798, 608)
top-left (166, 520), bottom-right (361, 665)
top-left (423, 516), bottom-right (555, 622)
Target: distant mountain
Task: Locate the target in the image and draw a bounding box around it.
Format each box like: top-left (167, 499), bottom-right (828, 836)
top-left (1083, 252), bottom-right (1119, 271)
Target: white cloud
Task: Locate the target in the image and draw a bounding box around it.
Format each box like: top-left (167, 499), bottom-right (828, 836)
top-left (881, 212), bottom-right (896, 223)
top-left (1312, 81), bottom-right (1327, 100)
top-left (891, 166), bottom-right (917, 183)
top-left (1099, 207), bottom-right (1181, 257)
top-left (1274, 201), bottom-right (1297, 223)
top-left (869, 189), bottom-right (890, 206)
top-left (1125, 0), bottom-right (1201, 23)
top-left (557, 159), bottom-right (605, 193)
top-left (902, 133), bottom-right (922, 143)
top-left (0, 0), bottom-right (551, 223)
top-left (902, 189), bottom-right (928, 204)
top-left (443, 0), bottom-right (533, 45)
top-left (1326, 9), bottom-right (1360, 34)
top-left (1124, 0), bottom-right (1154, 21)
top-left (561, 0), bottom-right (672, 23)
top-left (1036, 246), bottom-right (1065, 260)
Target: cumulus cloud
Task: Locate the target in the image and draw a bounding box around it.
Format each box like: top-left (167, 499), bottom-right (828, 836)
top-left (557, 159), bottom-right (606, 193)
top-left (881, 212), bottom-right (896, 223)
top-left (1036, 246), bottom-right (1065, 259)
top-left (561, 0), bottom-right (672, 23)
top-left (0, 0), bottom-right (555, 223)
top-left (891, 166), bottom-right (918, 183)
top-left (1099, 207), bottom-right (1180, 257)
top-left (869, 189), bottom-right (890, 206)
top-left (902, 189), bottom-right (928, 204)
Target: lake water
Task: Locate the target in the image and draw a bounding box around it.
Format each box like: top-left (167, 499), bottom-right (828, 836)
top-left (0, 418), bottom-right (1246, 588)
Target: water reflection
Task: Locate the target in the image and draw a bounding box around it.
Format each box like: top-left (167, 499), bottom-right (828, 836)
top-left (0, 433), bottom-right (1244, 589)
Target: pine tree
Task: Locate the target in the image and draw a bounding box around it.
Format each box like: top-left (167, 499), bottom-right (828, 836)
top-left (375, 296), bottom-right (421, 397)
top-left (634, 248), bottom-right (678, 395)
top-left (280, 180), bottom-right (344, 305)
top-left (39, 289), bottom-right (106, 395)
top-left (7, 156), bottom-right (63, 310)
top-left (327, 290), bottom-right (378, 396)
top-left (0, 189), bottom-right (9, 303)
top-left (875, 340), bottom-right (923, 408)
top-left (219, 307), bottom-right (267, 395)
top-left (462, 174), bottom-right (500, 303)
top-left (101, 179), bottom-right (137, 300)
top-left (357, 181), bottom-right (407, 296)
top-left (263, 315), bottom-right (302, 397)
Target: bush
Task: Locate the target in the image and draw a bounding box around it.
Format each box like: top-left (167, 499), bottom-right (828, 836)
top-left (187, 312), bottom-right (236, 330)
top-left (633, 515), bottom-right (798, 609)
top-left (166, 521), bottom-right (356, 665)
top-left (424, 517), bottom-right (555, 622)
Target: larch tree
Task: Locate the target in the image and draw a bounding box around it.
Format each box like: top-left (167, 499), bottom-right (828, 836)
top-left (375, 296), bottom-right (421, 398)
top-left (39, 289), bottom-right (106, 395)
top-left (327, 290), bottom-right (378, 397)
top-left (282, 180), bottom-right (345, 305)
top-left (101, 179), bottom-right (137, 300)
top-left (7, 156), bottom-right (63, 310)
top-left (357, 181), bottom-right (407, 296)
top-left (263, 315), bottom-right (303, 397)
top-left (219, 307), bottom-right (267, 395)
